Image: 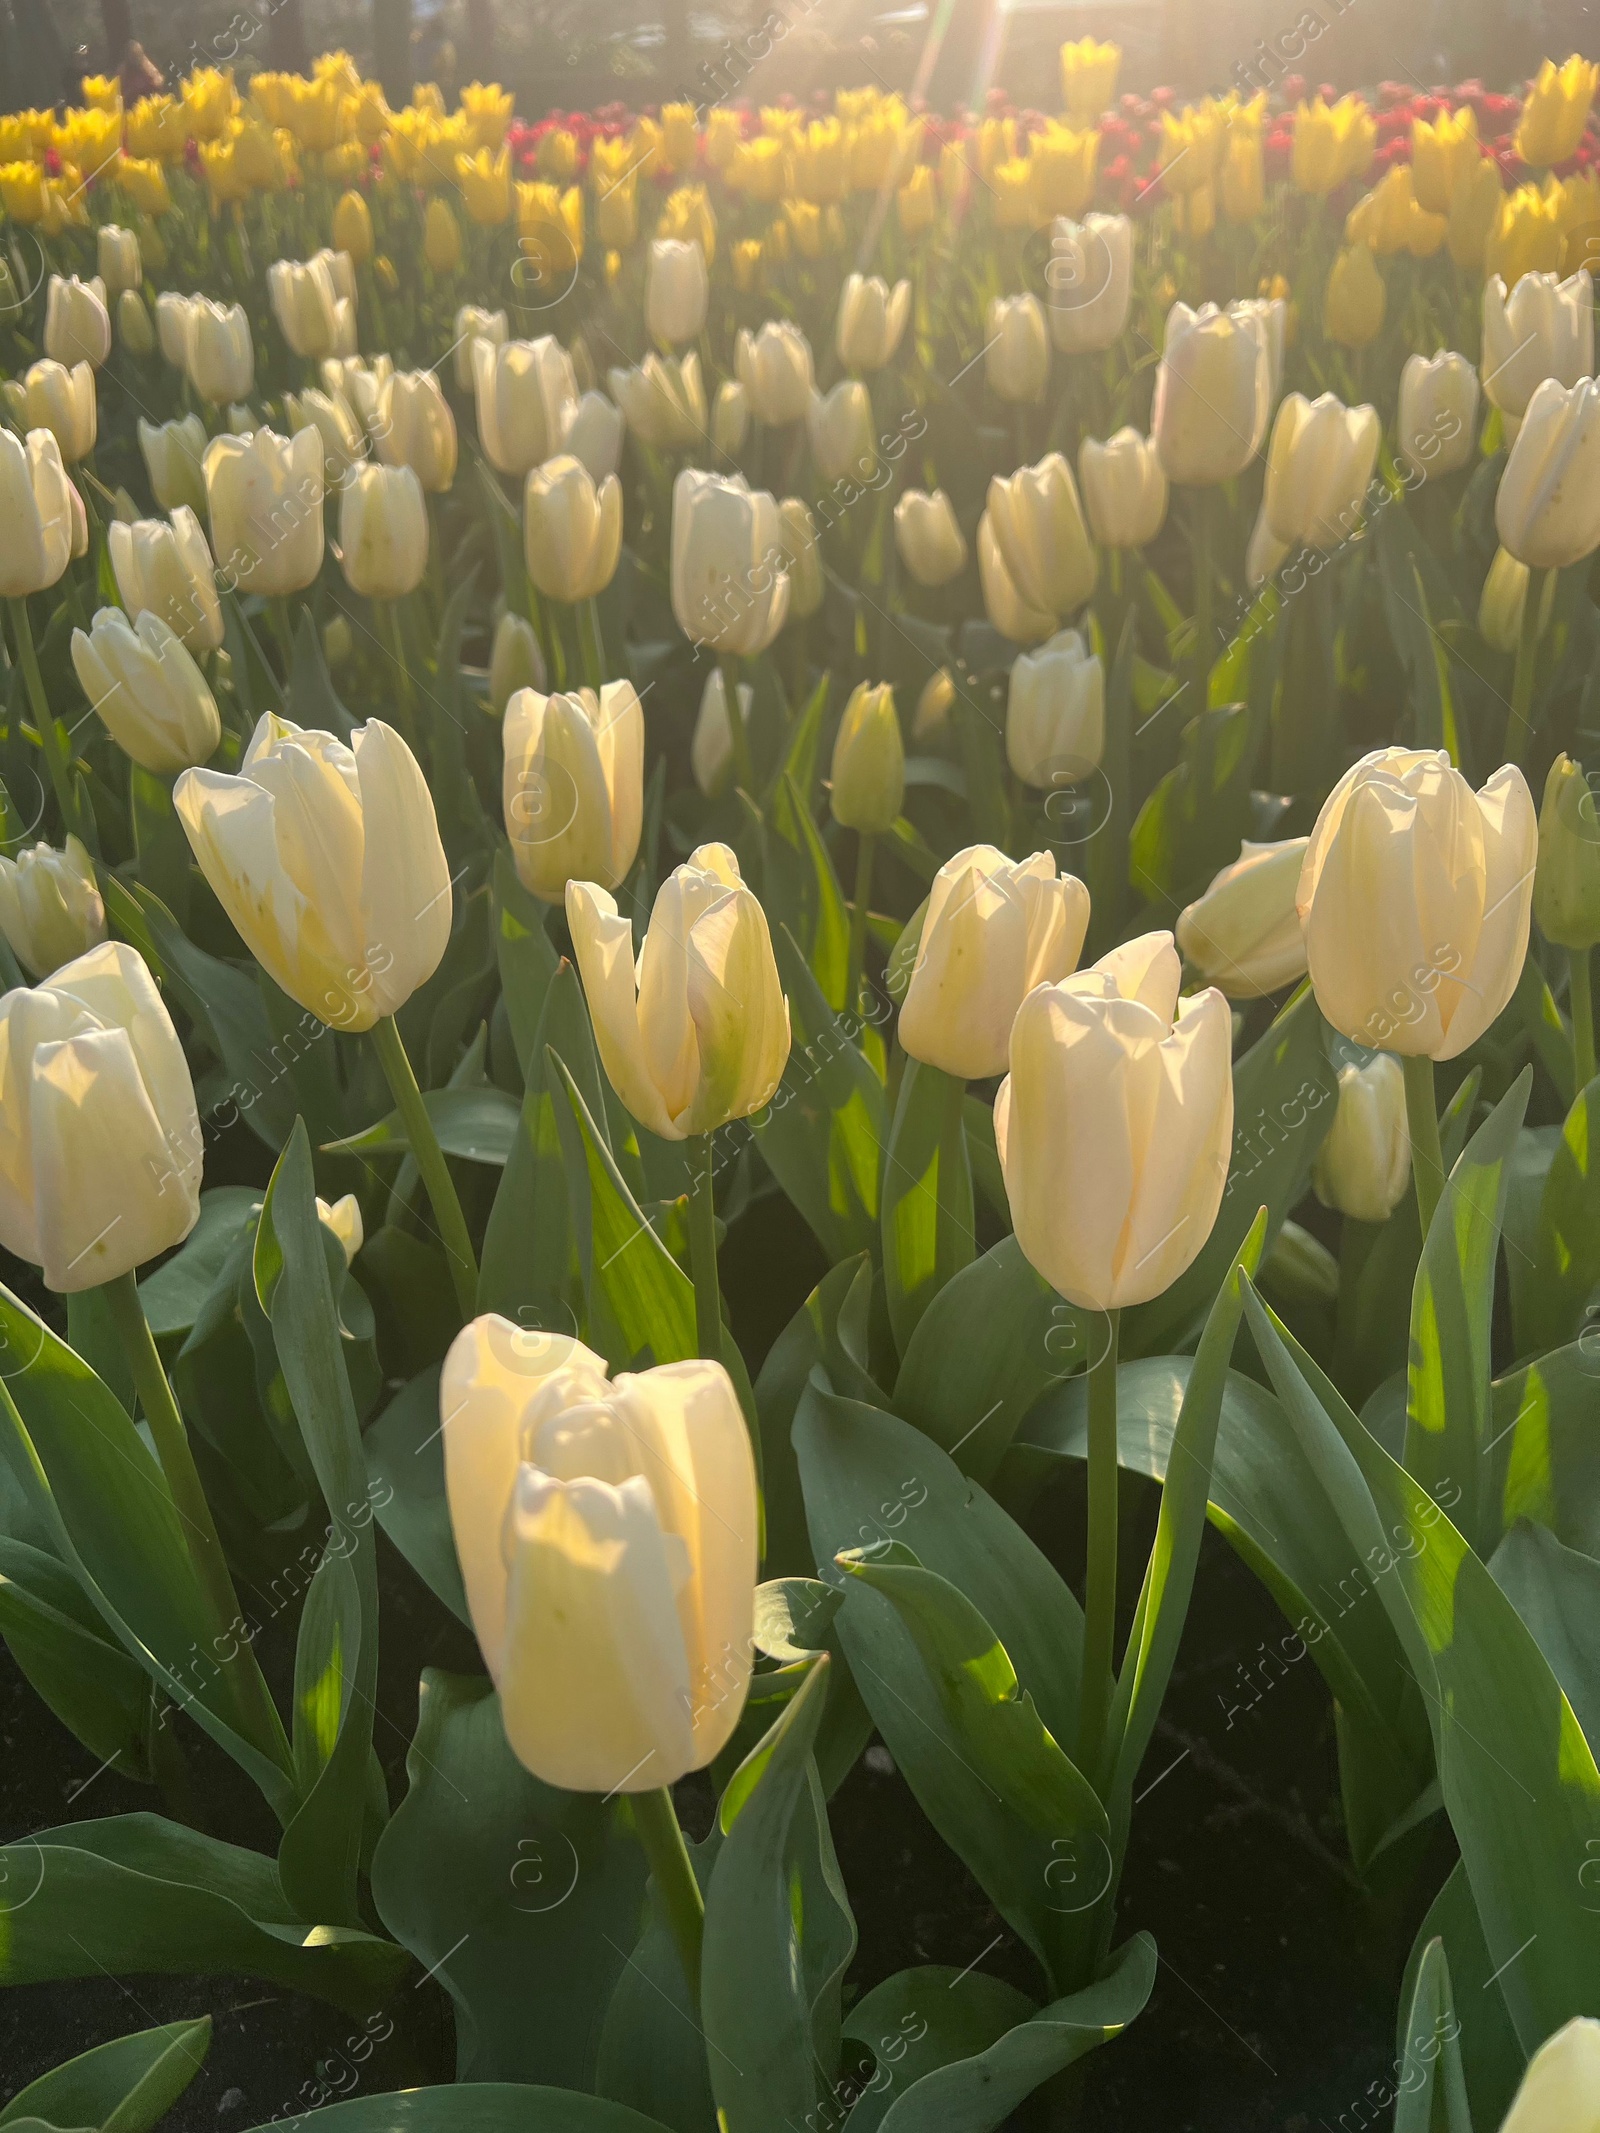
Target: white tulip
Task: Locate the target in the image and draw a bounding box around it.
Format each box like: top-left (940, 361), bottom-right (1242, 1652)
top-left (0, 428), bottom-right (78, 599)
top-left (453, 305), bottom-right (508, 390)
top-left (607, 351), bottom-right (708, 451)
top-left (204, 427), bottom-right (324, 597)
top-left (1312, 1055), bottom-right (1411, 1223)
top-left (44, 273), bottom-right (111, 370)
top-left (184, 299), bottom-right (255, 405)
top-left (108, 509), bottom-right (224, 654)
top-left (523, 454), bottom-right (622, 604)
top-left (711, 379), bottom-right (749, 458)
top-left (735, 320), bottom-right (814, 426)
top-left (71, 607), bottom-right (221, 775)
top-left (836, 273), bottom-right (911, 371)
top-left (0, 836), bottom-right (106, 979)
top-left (646, 237), bottom-right (709, 346)
top-left (97, 225), bottom-right (142, 299)
top-left (1176, 838), bottom-right (1310, 998)
top-left (1481, 269), bottom-right (1593, 421)
top-left (1152, 299), bottom-right (1274, 485)
top-left (7, 359), bottom-right (96, 464)
top-left (1046, 213), bottom-right (1132, 353)
top-left (1079, 429), bottom-right (1168, 548)
top-left (503, 682), bottom-right (643, 902)
top-left (986, 293), bottom-right (1050, 403)
top-left (670, 469), bottom-right (791, 657)
top-left (1496, 375), bottom-right (1600, 569)
top-left (1007, 629), bottom-right (1105, 786)
top-left (474, 336), bottom-right (579, 476)
top-left (979, 452), bottom-right (1097, 642)
top-left (807, 380), bottom-right (876, 484)
top-left (339, 461), bottom-right (429, 600)
top-left (1262, 391), bottom-right (1381, 551)
top-left (373, 369), bottom-right (457, 493)
top-left (559, 391), bottom-right (625, 481)
top-left (894, 489), bottom-right (967, 586)
top-left (138, 413), bottom-right (208, 515)
top-left (285, 386), bottom-right (368, 487)
top-left (1397, 350), bottom-right (1478, 478)
top-left (691, 665), bottom-right (754, 795)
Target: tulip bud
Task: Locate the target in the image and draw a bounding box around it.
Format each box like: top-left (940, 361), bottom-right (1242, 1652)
top-left (454, 304), bottom-right (508, 390)
top-left (1006, 629), bottom-right (1104, 787)
top-left (1534, 754), bottom-right (1600, 950)
top-left (1177, 838), bottom-right (1310, 998)
top-left (607, 351), bottom-right (707, 451)
top-left (425, 197), bottom-right (463, 273)
top-left (155, 292), bottom-right (195, 371)
top-left (441, 1320), bottom-right (758, 1793)
top-left (72, 606), bottom-right (221, 774)
top-left (671, 470), bottom-right (791, 657)
top-left (97, 224), bottom-right (142, 298)
top-left (646, 237), bottom-right (709, 347)
top-left (1324, 245), bottom-right (1386, 347)
top-left (986, 293), bottom-right (1050, 403)
top-left (8, 359), bottom-right (97, 464)
top-left (323, 352), bottom-right (392, 436)
top-left (1298, 746), bottom-right (1536, 1058)
top-left (691, 666), bottom-right (753, 795)
top-left (317, 1192), bottom-right (364, 1266)
top-left (899, 845), bottom-right (1089, 1079)
top-left (836, 272), bottom-right (912, 372)
top-left (1397, 350), bottom-right (1478, 478)
top-left (44, 274), bottom-right (111, 370)
top-left (503, 682), bottom-right (644, 902)
top-left (1262, 391), bottom-right (1381, 552)
top-left (894, 488), bottom-right (967, 586)
top-left (286, 386), bottom-right (368, 487)
top-left (324, 615), bottom-right (354, 670)
top-left (138, 413), bottom-right (208, 515)
top-left (107, 510), bottom-right (224, 656)
top-left (712, 379), bottom-right (750, 457)
top-left (996, 932), bottom-right (1234, 1310)
top-left (559, 391), bottom-right (625, 481)
top-left (373, 369), bottom-right (458, 493)
top-left (776, 497), bottom-right (823, 620)
top-left (489, 609), bottom-right (546, 713)
top-left (176, 713), bottom-right (453, 1030)
top-left (1078, 428), bottom-right (1167, 548)
top-left (0, 428), bottom-right (78, 599)
top-left (1481, 269), bottom-right (1593, 421)
top-left (1046, 213), bottom-right (1132, 352)
top-left (117, 289), bottom-right (156, 357)
top-left (567, 843), bottom-right (790, 1140)
top-left (1479, 545), bottom-right (1530, 652)
top-left (979, 453), bottom-right (1097, 644)
top-left (807, 380), bottom-right (876, 483)
top-left (339, 461), bottom-right (429, 600)
top-left (204, 427), bottom-right (324, 596)
top-left (185, 298), bottom-right (255, 405)
top-left (1153, 300), bottom-right (1273, 485)
top-left (1496, 376), bottom-right (1600, 569)
top-left (268, 256), bottom-right (345, 361)
top-left (333, 189), bottom-right (374, 266)
top-left (0, 941), bottom-right (202, 1292)
top-left (474, 336), bottom-right (579, 475)
top-left (523, 454), bottom-right (622, 605)
top-left (735, 321), bottom-right (815, 425)
top-left (0, 836), bottom-right (107, 978)
top-left (1515, 57), bottom-right (1600, 170)
top-left (830, 682), bottom-right (904, 835)
top-left (1310, 1055), bottom-right (1411, 1223)
top-left (914, 667), bottom-right (956, 741)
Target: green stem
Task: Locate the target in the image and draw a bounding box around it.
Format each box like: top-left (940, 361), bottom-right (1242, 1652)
top-left (1189, 487), bottom-right (1213, 708)
top-left (578, 598), bottom-right (607, 691)
top-left (631, 1786), bottom-right (704, 2007)
top-left (719, 654), bottom-right (754, 793)
top-left (1079, 1308), bottom-right (1120, 1790)
top-left (268, 596), bottom-right (297, 679)
top-left (1506, 565), bottom-right (1548, 767)
top-left (1402, 1052), bottom-right (1445, 1241)
top-left (8, 598), bottom-right (87, 841)
top-left (847, 832), bottom-right (876, 1019)
top-left (384, 601), bottom-right (420, 749)
top-left (688, 1132), bottom-right (722, 1361)
top-left (100, 1271), bottom-right (287, 1772)
top-left (1572, 946), bottom-right (1596, 1091)
top-left (370, 1013), bottom-right (479, 1320)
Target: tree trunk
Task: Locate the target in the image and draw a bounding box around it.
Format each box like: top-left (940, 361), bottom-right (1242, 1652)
top-left (463, 0), bottom-right (493, 81)
top-left (4, 0), bottom-right (67, 108)
top-left (268, 0), bottom-right (310, 74)
top-left (373, 0), bottom-right (413, 107)
top-left (97, 0), bottom-right (130, 70)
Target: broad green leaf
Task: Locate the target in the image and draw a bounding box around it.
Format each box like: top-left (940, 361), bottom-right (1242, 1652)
top-left (286, 603), bottom-right (355, 736)
top-left (1520, 1072), bottom-right (1600, 1357)
top-left (0, 1814), bottom-right (403, 2014)
top-left (1400, 1865), bottom-right (1523, 2128)
top-left (880, 1060), bottom-right (974, 1358)
top-left (1392, 1939), bottom-right (1473, 2133)
top-left (138, 1188), bottom-right (262, 1343)
top-left (363, 1367), bottom-right (469, 1625)
top-left (237, 2090), bottom-right (673, 2133)
top-left (594, 1822), bottom-right (718, 2133)
top-left (839, 1967), bottom-right (1035, 2133)
top-left (491, 847), bottom-right (561, 1078)
top-left (322, 1085), bottom-right (520, 1165)
top-left (704, 1661), bottom-right (856, 2132)
top-left (1490, 1519), bottom-right (1600, 1755)
top-left (0, 2018), bottom-right (211, 2133)
top-left (369, 1670), bottom-right (647, 2086)
top-left (771, 771), bottom-right (850, 1010)
top-left (0, 1538), bottom-right (152, 1779)
top-left (1493, 1338), bottom-right (1600, 1556)
top-left (754, 1254), bottom-right (879, 1577)
top-left (754, 1577), bottom-right (843, 1661)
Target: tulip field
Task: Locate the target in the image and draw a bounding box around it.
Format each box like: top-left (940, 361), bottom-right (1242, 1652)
top-left (7, 29), bottom-right (1600, 2130)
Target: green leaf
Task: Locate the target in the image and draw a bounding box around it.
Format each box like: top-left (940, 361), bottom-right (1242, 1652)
top-left (754, 1254), bottom-right (880, 1576)
top-left (322, 1085), bottom-right (521, 1165)
top-left (594, 1822), bottom-right (718, 2133)
top-left (491, 847), bottom-right (561, 1079)
top-left (1520, 1071), bottom-right (1600, 1357)
top-left (363, 1367), bottom-right (469, 1625)
top-left (0, 1538), bottom-right (153, 1780)
top-left (369, 1670), bottom-right (647, 2086)
top-left (880, 1061), bottom-right (974, 1358)
top-left (0, 2018), bottom-right (211, 2133)
top-left (1392, 1938), bottom-right (1473, 2133)
top-left (839, 1967), bottom-right (1035, 2133)
top-left (703, 1660), bottom-right (856, 2132)
top-left (770, 772), bottom-right (850, 1010)
top-left (1400, 1863), bottom-right (1523, 2127)
top-left (1490, 1519), bottom-right (1600, 1756)
top-left (236, 2090), bottom-right (673, 2133)
top-left (0, 1814), bottom-right (403, 2014)
top-left (1128, 700), bottom-right (1255, 910)
top-left (1403, 1071), bottom-right (1529, 1557)
top-left (754, 1578), bottom-right (843, 1661)
top-left (286, 604), bottom-right (354, 737)
top-left (137, 1188), bottom-right (262, 1343)
top-left (1492, 1338), bottom-right (1600, 1555)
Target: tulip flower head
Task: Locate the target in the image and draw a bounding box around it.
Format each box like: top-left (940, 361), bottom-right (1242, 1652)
top-left (138, 413), bottom-right (208, 515)
top-left (1047, 213), bottom-right (1132, 352)
top-left (1396, 351), bottom-right (1478, 479)
top-left (735, 320), bottom-right (815, 425)
top-left (836, 272), bottom-right (911, 372)
top-left (524, 454), bottom-right (622, 604)
top-left (6, 359), bottom-right (97, 465)
top-left (670, 469), bottom-right (791, 657)
top-left (691, 666), bottom-right (754, 796)
top-left (489, 609), bottom-right (546, 712)
top-left (894, 488), bottom-right (967, 586)
top-left (1176, 838), bottom-right (1310, 998)
top-left (338, 460), bottom-right (429, 599)
top-left (1482, 270), bottom-right (1593, 422)
top-left (203, 426), bottom-right (324, 596)
top-left (1496, 375), bottom-right (1600, 570)
top-left (373, 369), bottom-right (458, 492)
top-left (830, 681), bottom-right (904, 835)
top-left (108, 510), bottom-right (223, 655)
top-left (1516, 56), bottom-right (1600, 171)
top-left (503, 681), bottom-right (643, 902)
top-left (979, 452), bottom-right (1097, 644)
top-left (1078, 428), bottom-right (1167, 549)
top-left (1312, 1056), bottom-right (1411, 1223)
top-left (1152, 300), bottom-right (1273, 485)
top-left (0, 836), bottom-right (107, 979)
top-left (71, 607), bottom-right (222, 775)
top-left (1535, 754), bottom-right (1600, 951)
top-left (474, 335), bottom-right (579, 476)
top-left (608, 351), bottom-right (708, 451)
top-left (1498, 2015), bottom-right (1600, 2133)
top-left (646, 237), bottom-right (710, 347)
top-left (561, 391), bottom-right (626, 482)
top-left (1260, 391), bottom-right (1380, 558)
top-left (44, 273), bottom-right (111, 369)
top-left (1006, 628), bottom-right (1105, 787)
top-left (986, 293), bottom-right (1050, 403)
top-left (0, 427), bottom-right (80, 599)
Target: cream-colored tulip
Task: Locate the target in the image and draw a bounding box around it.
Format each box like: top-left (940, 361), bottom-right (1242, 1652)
top-left (154, 292), bottom-right (195, 371)
top-left (489, 609), bottom-right (546, 713)
top-left (504, 681), bottom-right (643, 902)
top-left (836, 273), bottom-right (911, 372)
top-left (567, 842), bottom-right (790, 1141)
top-left (97, 225), bottom-right (142, 299)
top-left (986, 294), bottom-right (1050, 403)
top-left (980, 452), bottom-right (1097, 643)
top-left (830, 682), bottom-right (903, 835)
top-left (1397, 350), bottom-right (1478, 478)
top-left (1479, 545), bottom-right (1531, 652)
top-left (117, 290), bottom-right (155, 357)
top-left (1496, 375), bottom-right (1600, 569)
top-left (1234, 295), bottom-right (1288, 404)
top-left (338, 463), bottom-right (429, 600)
top-left (374, 369), bottom-right (457, 493)
top-left (286, 386), bottom-right (368, 487)
top-left (7, 359), bottom-right (96, 465)
top-left (1176, 838), bottom-right (1309, 998)
top-left (524, 454), bottom-right (622, 603)
top-left (138, 413), bottom-right (208, 515)
top-left (0, 837), bottom-right (106, 979)
top-left (1152, 299), bottom-right (1274, 485)
top-left (441, 1318), bottom-right (758, 1793)
top-left (1262, 391), bottom-right (1381, 552)
top-left (1079, 429), bottom-right (1167, 548)
top-left (1499, 2016), bottom-right (1600, 2133)
top-left (899, 846), bottom-right (1089, 1079)
top-left (204, 427), bottom-right (324, 596)
top-left (914, 668), bottom-right (956, 741)
top-left (474, 335), bottom-right (578, 475)
top-left (72, 607), bottom-right (221, 774)
top-left (1481, 269), bottom-right (1593, 421)
top-left (316, 1192), bottom-right (364, 1266)
top-left (691, 666), bottom-right (753, 795)
top-left (0, 428), bottom-right (78, 599)
top-left (268, 256), bottom-right (344, 361)
top-left (646, 237), bottom-right (709, 346)
top-left (323, 353), bottom-right (393, 436)
top-left (108, 510), bottom-right (223, 655)
top-left (453, 305), bottom-right (508, 390)
top-left (1047, 213), bottom-right (1133, 353)
top-left (735, 320), bottom-right (814, 426)
top-left (175, 713), bottom-right (452, 1029)
top-left (777, 497), bottom-right (822, 619)
top-left (995, 932), bottom-right (1234, 1310)
top-left (0, 940), bottom-right (201, 1292)
top-left (607, 351), bottom-right (707, 451)
top-left (894, 488), bottom-right (967, 586)
top-left (671, 469), bottom-right (791, 656)
top-left (1312, 1056), bottom-right (1410, 1223)
top-left (807, 380), bottom-right (876, 483)
top-left (711, 379), bottom-right (749, 458)
top-left (1006, 628), bottom-right (1104, 786)
top-left (185, 299), bottom-right (255, 405)
top-left (44, 274), bottom-right (110, 370)
top-left (1298, 746), bottom-right (1536, 1057)
top-left (560, 391), bottom-right (625, 481)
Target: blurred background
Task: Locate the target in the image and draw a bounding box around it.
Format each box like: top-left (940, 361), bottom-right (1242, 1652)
top-left (0, 0), bottom-right (1593, 122)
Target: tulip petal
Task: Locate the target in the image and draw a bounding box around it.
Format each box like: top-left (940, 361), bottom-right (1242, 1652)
top-left (354, 719), bottom-right (453, 1014)
top-left (566, 879), bottom-right (681, 1140)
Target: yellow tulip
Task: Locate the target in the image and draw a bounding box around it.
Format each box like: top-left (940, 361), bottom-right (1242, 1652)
top-left (1347, 166), bottom-right (1445, 257)
top-left (705, 108), bottom-right (743, 172)
top-left (731, 135), bottom-right (788, 203)
top-left (126, 95), bottom-right (185, 161)
top-left (658, 181), bottom-right (715, 266)
top-left (1324, 245), bottom-right (1385, 346)
top-left (0, 162), bottom-right (43, 223)
top-left (785, 196), bottom-right (823, 258)
top-left (661, 103), bottom-right (698, 173)
top-left (628, 115), bottom-right (665, 182)
top-left (425, 196), bottom-right (463, 272)
top-left (595, 172), bottom-right (637, 248)
top-left (1030, 121), bottom-right (1098, 220)
top-left (1293, 94), bottom-right (1375, 196)
top-left (333, 187), bottom-right (373, 264)
top-left (939, 138), bottom-right (973, 215)
top-left (898, 162), bottom-right (937, 235)
top-left (993, 157), bottom-right (1035, 230)
top-left (731, 238), bottom-right (762, 292)
top-left (182, 66), bottom-right (237, 143)
top-left (1221, 125), bottom-right (1265, 223)
top-left (460, 80), bottom-right (513, 153)
top-left (119, 156), bottom-right (171, 217)
top-left (1446, 152), bottom-right (1503, 269)
top-left (516, 181), bottom-right (583, 292)
top-left (1060, 35), bottom-right (1120, 124)
top-left (346, 82), bottom-right (391, 146)
top-left (977, 115), bottom-right (1016, 182)
top-left (538, 126), bottom-right (579, 180)
top-left (1411, 105), bottom-right (1479, 213)
top-left (1486, 181), bottom-right (1565, 285)
top-left (456, 145), bottom-right (511, 225)
top-left (1159, 99), bottom-right (1227, 196)
top-left (81, 74), bottom-right (120, 112)
top-left (1517, 55), bottom-right (1600, 169)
